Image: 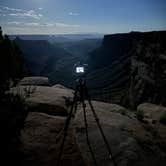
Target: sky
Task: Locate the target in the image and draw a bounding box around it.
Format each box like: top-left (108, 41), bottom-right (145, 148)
top-left (0, 0), bottom-right (166, 34)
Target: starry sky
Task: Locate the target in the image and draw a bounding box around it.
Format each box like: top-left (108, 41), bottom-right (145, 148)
top-left (0, 0), bottom-right (166, 34)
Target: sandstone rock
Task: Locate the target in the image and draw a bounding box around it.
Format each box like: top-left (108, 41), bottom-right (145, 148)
top-left (19, 77), bottom-right (50, 86)
top-left (74, 100), bottom-right (166, 166)
top-left (52, 84), bottom-right (74, 94)
top-left (137, 103), bottom-right (166, 121)
top-left (137, 103), bottom-right (166, 153)
top-left (19, 112), bottom-right (85, 166)
top-left (52, 84), bottom-right (69, 89)
top-left (9, 85), bottom-right (166, 166)
top-left (11, 85), bottom-right (74, 116)
top-left (90, 101), bottom-right (128, 115)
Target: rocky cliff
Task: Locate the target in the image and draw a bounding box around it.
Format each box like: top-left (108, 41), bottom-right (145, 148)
top-left (87, 31), bottom-right (166, 108)
top-left (14, 37), bottom-right (72, 75)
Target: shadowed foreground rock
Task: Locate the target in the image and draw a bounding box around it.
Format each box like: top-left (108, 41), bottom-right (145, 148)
top-left (11, 85), bottom-right (74, 116)
top-left (10, 80), bottom-right (166, 166)
top-left (137, 103), bottom-right (166, 121)
top-left (74, 101), bottom-right (166, 166)
top-left (26, 86), bottom-right (73, 116)
top-left (19, 112), bottom-right (85, 166)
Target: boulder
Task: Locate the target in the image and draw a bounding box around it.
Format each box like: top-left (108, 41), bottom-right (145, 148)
top-left (85, 101), bottom-right (128, 114)
top-left (11, 85), bottom-right (74, 116)
top-left (52, 84), bottom-right (74, 94)
top-left (52, 84), bottom-right (69, 89)
top-left (74, 100), bottom-right (166, 166)
top-left (137, 103), bottom-right (166, 152)
top-left (19, 77), bottom-right (50, 86)
top-left (137, 103), bottom-right (166, 121)
top-left (19, 112), bottom-right (85, 166)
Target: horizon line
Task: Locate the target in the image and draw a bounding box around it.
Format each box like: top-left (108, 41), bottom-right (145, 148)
top-left (5, 29), bottom-right (166, 36)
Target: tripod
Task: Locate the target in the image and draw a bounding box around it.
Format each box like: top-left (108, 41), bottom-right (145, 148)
top-left (56, 78), bottom-right (117, 166)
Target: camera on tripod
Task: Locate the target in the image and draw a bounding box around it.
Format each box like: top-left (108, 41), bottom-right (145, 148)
top-left (57, 61), bottom-right (117, 166)
top-left (74, 61), bottom-right (88, 77)
top-left (76, 66), bottom-right (84, 73)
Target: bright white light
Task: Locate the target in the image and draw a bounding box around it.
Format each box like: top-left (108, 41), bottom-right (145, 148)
top-left (76, 67), bottom-right (84, 73)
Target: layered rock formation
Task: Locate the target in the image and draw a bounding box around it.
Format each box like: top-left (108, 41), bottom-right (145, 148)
top-left (14, 37), bottom-right (72, 75)
top-left (19, 112), bottom-right (85, 166)
top-left (86, 31), bottom-right (166, 108)
top-left (10, 77), bottom-right (84, 166)
top-left (11, 78), bottom-right (74, 116)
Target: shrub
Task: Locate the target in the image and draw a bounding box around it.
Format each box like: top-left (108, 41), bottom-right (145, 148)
top-left (0, 92), bottom-right (29, 165)
top-left (136, 110), bottom-right (144, 121)
top-left (0, 27), bottom-right (28, 165)
top-left (120, 109), bottom-right (127, 115)
top-left (159, 112), bottom-right (166, 125)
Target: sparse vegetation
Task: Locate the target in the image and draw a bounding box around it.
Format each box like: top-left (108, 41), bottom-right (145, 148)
top-left (136, 110), bottom-right (144, 121)
top-left (120, 108), bottom-right (127, 115)
top-left (159, 112), bottom-right (166, 125)
top-left (0, 27), bottom-right (28, 165)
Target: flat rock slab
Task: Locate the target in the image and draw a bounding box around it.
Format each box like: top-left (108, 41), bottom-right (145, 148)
top-left (19, 77), bottom-right (50, 86)
top-left (19, 112), bottom-right (85, 166)
top-left (52, 84), bottom-right (70, 89)
top-left (11, 85), bottom-right (74, 116)
top-left (74, 101), bottom-right (166, 166)
top-left (137, 103), bottom-right (166, 151)
top-left (137, 103), bottom-right (166, 121)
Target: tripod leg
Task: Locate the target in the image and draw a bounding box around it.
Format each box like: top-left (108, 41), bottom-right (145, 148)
top-left (81, 96), bottom-right (98, 166)
top-left (85, 86), bottom-right (117, 166)
top-left (56, 87), bottom-right (78, 166)
top-left (73, 93), bottom-right (78, 116)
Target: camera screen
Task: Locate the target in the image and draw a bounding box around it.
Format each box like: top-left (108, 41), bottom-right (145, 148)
top-left (76, 67), bottom-right (84, 73)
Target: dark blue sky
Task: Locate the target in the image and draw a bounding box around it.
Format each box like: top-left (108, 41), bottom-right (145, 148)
top-left (0, 0), bottom-right (166, 34)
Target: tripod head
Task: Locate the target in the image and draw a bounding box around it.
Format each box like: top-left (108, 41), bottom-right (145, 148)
top-left (76, 78), bottom-right (85, 86)
top-left (74, 61), bottom-right (88, 78)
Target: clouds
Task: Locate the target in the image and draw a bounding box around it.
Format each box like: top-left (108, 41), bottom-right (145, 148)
top-left (9, 10), bottom-right (43, 20)
top-left (0, 5), bottom-right (81, 34)
top-left (8, 22), bottom-right (40, 27)
top-left (55, 22), bottom-right (80, 28)
top-left (7, 21), bottom-right (22, 25)
top-left (7, 21), bottom-right (80, 28)
top-left (69, 12), bottom-right (79, 16)
top-left (0, 6), bottom-right (43, 20)
top-left (0, 5), bottom-right (80, 21)
top-left (4, 22), bottom-right (84, 35)
top-left (3, 6), bottom-right (24, 12)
